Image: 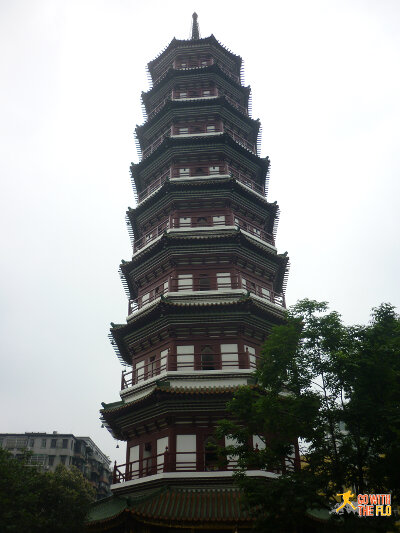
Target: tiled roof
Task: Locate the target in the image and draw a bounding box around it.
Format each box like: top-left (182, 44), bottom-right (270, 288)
top-left (87, 486), bottom-right (252, 527)
top-left (101, 385), bottom-right (239, 415)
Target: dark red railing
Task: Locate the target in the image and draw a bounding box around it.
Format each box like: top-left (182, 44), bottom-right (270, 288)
top-left (127, 273), bottom-right (284, 315)
top-left (228, 168), bottom-right (265, 196)
top-left (113, 450), bottom-right (238, 483)
top-left (133, 220), bottom-right (169, 252)
top-left (121, 351), bottom-right (259, 390)
top-left (138, 171), bottom-right (170, 203)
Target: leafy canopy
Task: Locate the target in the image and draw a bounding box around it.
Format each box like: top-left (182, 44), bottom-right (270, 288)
top-left (217, 300), bottom-right (400, 532)
top-left (0, 448), bottom-right (95, 533)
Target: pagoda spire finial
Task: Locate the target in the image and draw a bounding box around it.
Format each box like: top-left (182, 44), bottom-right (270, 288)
top-left (191, 12), bottom-right (200, 40)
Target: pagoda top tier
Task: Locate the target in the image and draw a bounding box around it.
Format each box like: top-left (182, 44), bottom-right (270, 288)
top-left (147, 15), bottom-right (243, 85)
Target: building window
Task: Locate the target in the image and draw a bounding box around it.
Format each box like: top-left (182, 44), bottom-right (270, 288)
top-left (206, 124), bottom-right (216, 132)
top-left (201, 345), bottom-right (215, 370)
top-left (204, 436), bottom-right (218, 470)
top-left (29, 439), bottom-right (35, 447)
top-left (177, 274), bottom-right (193, 291)
top-left (198, 274), bottom-right (211, 291)
top-left (203, 89), bottom-right (211, 97)
top-left (178, 167), bottom-right (190, 176)
top-left (179, 91), bottom-right (187, 98)
top-left (209, 165), bottom-right (219, 174)
top-left (212, 215), bottom-right (225, 226)
top-left (50, 439), bottom-right (57, 448)
top-left (60, 455), bottom-right (67, 465)
top-left (62, 439), bottom-right (68, 449)
top-left (178, 127), bottom-right (189, 134)
top-left (41, 439), bottom-right (47, 448)
top-left (216, 272), bottom-right (231, 289)
top-left (176, 345), bottom-right (194, 370)
top-left (48, 455), bottom-right (55, 466)
top-left (179, 217), bottom-right (191, 227)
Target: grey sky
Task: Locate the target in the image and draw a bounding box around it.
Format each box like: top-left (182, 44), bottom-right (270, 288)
top-left (1, 0), bottom-right (399, 465)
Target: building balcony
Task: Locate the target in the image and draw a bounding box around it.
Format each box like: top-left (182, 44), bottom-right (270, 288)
top-left (121, 349), bottom-right (259, 390)
top-left (137, 167), bottom-right (265, 205)
top-left (127, 272), bottom-right (284, 317)
top-left (132, 216), bottom-right (274, 253)
top-left (113, 450), bottom-right (238, 484)
top-left (112, 450), bottom-right (281, 486)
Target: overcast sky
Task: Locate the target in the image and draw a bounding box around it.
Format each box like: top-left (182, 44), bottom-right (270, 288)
top-left (1, 0), bottom-right (399, 465)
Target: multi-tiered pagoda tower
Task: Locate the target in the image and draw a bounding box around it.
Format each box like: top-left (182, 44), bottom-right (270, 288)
top-left (88, 14), bottom-right (289, 532)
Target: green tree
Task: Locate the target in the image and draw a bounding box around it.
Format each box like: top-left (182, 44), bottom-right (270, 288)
top-left (0, 448), bottom-right (95, 532)
top-left (217, 300), bottom-right (400, 532)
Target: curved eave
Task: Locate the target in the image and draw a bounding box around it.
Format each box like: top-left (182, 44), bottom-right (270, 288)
top-left (136, 97), bottom-right (259, 145)
top-left (142, 62), bottom-right (250, 107)
top-left (127, 176), bottom-right (277, 224)
top-left (130, 133), bottom-right (269, 191)
top-left (122, 230), bottom-right (285, 269)
top-left (110, 296), bottom-right (286, 365)
top-left (147, 35), bottom-right (242, 78)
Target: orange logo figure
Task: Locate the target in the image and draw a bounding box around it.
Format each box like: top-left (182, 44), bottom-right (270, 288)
top-left (336, 491), bottom-right (357, 512)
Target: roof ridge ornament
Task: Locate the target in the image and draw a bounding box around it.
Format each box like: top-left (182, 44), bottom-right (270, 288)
top-left (191, 12), bottom-right (200, 40)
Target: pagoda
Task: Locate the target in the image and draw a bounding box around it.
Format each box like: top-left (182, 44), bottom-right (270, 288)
top-left (87, 13), bottom-right (289, 532)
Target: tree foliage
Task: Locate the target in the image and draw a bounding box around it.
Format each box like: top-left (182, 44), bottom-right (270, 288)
top-left (0, 448), bottom-right (95, 532)
top-left (217, 300), bottom-right (400, 532)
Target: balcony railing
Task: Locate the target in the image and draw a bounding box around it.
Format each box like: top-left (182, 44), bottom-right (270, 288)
top-left (121, 351), bottom-right (259, 390)
top-left (233, 217), bottom-right (275, 246)
top-left (127, 273), bottom-right (283, 317)
top-left (133, 221), bottom-right (169, 252)
top-left (141, 131), bottom-right (170, 159)
top-left (133, 215), bottom-right (274, 254)
top-left (223, 93), bottom-right (248, 116)
top-left (224, 125), bottom-right (256, 153)
top-left (228, 168), bottom-right (265, 196)
top-left (113, 450), bottom-right (240, 483)
top-left (137, 171), bottom-right (171, 203)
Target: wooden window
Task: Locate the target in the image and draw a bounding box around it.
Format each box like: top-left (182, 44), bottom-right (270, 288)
top-left (204, 436), bottom-right (218, 471)
top-left (212, 215), bottom-right (225, 226)
top-left (209, 165), bottom-right (219, 174)
top-left (179, 91), bottom-right (187, 98)
top-left (198, 274), bottom-right (211, 291)
top-left (141, 292), bottom-right (150, 305)
top-left (261, 287), bottom-right (271, 300)
top-left (157, 437), bottom-right (168, 473)
top-left (245, 345), bottom-right (256, 368)
top-left (178, 274), bottom-right (192, 290)
top-left (148, 356), bottom-right (156, 378)
top-left (221, 343), bottom-right (238, 370)
top-left (216, 272), bottom-right (231, 289)
top-left (203, 89), bottom-right (211, 96)
top-left (176, 345), bottom-right (194, 370)
top-left (178, 126), bottom-right (189, 134)
top-left (201, 345), bottom-right (215, 370)
top-left (179, 217), bottom-right (191, 227)
top-left (179, 167), bottom-right (190, 176)
top-left (135, 360), bottom-right (145, 382)
top-left (206, 124), bottom-right (216, 132)
top-left (176, 434), bottom-right (196, 471)
top-left (143, 442), bottom-right (153, 475)
top-left (129, 445), bottom-right (139, 479)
